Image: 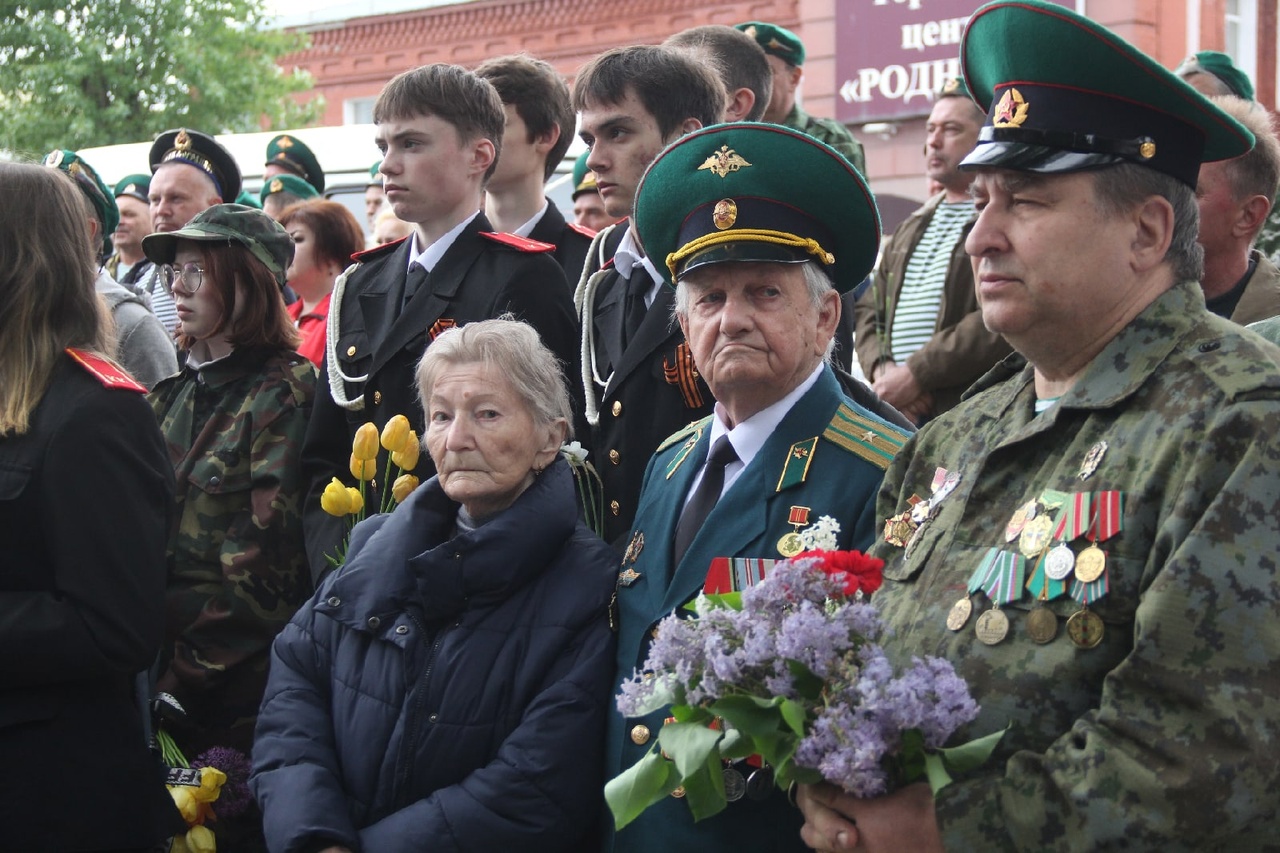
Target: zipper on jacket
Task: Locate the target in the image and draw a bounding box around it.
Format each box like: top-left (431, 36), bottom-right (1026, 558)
top-left (393, 609), bottom-right (450, 808)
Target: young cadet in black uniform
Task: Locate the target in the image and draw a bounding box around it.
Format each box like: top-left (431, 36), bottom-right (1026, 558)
top-left (571, 46), bottom-right (726, 550)
top-left (301, 64), bottom-right (578, 578)
top-left (476, 54), bottom-right (594, 284)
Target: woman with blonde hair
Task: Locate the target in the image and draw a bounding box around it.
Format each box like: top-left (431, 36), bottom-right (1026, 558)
top-left (0, 163), bottom-right (182, 849)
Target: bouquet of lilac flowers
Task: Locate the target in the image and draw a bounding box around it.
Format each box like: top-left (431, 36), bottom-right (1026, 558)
top-left (606, 550), bottom-right (1003, 828)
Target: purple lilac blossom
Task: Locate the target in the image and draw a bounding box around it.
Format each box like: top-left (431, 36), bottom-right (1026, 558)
top-left (192, 746), bottom-right (252, 818)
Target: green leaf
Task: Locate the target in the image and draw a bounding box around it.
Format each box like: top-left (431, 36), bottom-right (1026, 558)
top-left (936, 726), bottom-right (1008, 774)
top-left (922, 752), bottom-right (954, 794)
top-left (779, 698), bottom-right (809, 736)
top-left (683, 750), bottom-right (729, 822)
top-left (606, 750), bottom-right (674, 831)
top-left (625, 675), bottom-right (679, 717)
top-left (785, 659), bottom-right (826, 702)
top-left (717, 728), bottom-right (755, 760)
top-left (709, 694), bottom-right (785, 737)
top-left (670, 703), bottom-right (713, 725)
top-left (658, 721), bottom-right (723, 780)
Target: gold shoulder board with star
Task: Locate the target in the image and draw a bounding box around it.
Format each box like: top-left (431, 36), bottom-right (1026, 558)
top-left (821, 404), bottom-right (907, 470)
top-left (657, 415), bottom-right (713, 452)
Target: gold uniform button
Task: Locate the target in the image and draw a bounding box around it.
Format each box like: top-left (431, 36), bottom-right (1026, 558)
top-left (630, 725), bottom-right (651, 745)
top-left (373, 391), bottom-right (382, 405)
top-left (612, 401), bottom-right (622, 417)
top-left (346, 345), bottom-right (357, 357)
top-left (610, 500), bottom-right (620, 516)
top-left (671, 786), bottom-right (686, 799)
top-left (609, 449), bottom-right (620, 464)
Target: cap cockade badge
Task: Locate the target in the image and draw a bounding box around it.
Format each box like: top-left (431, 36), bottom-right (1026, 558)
top-left (993, 88), bottom-right (1029, 128)
top-left (698, 145), bottom-right (752, 178)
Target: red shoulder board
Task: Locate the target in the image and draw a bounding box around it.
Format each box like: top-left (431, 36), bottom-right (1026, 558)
top-left (351, 235), bottom-right (408, 262)
top-left (479, 231), bottom-right (555, 253)
top-left (65, 348), bottom-right (146, 393)
top-left (567, 222), bottom-right (597, 239)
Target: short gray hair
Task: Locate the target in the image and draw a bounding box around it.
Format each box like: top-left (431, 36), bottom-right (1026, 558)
top-left (1209, 95), bottom-right (1280, 241)
top-left (415, 316), bottom-right (573, 438)
top-left (1091, 164), bottom-right (1203, 283)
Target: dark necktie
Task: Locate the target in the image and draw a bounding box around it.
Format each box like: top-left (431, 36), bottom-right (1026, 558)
top-left (621, 271), bottom-right (649, 350)
top-left (672, 436), bottom-right (738, 565)
top-left (404, 262), bottom-right (428, 307)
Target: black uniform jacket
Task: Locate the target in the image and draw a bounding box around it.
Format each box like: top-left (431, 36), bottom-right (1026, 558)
top-left (529, 197), bottom-right (594, 286)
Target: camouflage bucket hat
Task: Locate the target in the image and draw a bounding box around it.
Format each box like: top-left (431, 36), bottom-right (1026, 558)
top-left (142, 203), bottom-right (294, 286)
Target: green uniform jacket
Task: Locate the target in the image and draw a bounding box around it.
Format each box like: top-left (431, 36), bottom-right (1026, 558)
top-left (781, 102), bottom-right (866, 177)
top-left (607, 366), bottom-right (910, 852)
top-left (872, 281), bottom-right (1280, 850)
top-left (149, 346), bottom-right (316, 756)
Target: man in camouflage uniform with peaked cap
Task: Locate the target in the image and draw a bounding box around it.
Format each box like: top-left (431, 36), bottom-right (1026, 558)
top-left (798, 2), bottom-right (1280, 850)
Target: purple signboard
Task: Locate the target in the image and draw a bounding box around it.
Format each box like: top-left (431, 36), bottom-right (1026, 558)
top-left (834, 0), bottom-right (1072, 124)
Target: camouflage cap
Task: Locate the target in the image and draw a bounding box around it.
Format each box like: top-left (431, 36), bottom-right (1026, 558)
top-left (44, 149), bottom-right (119, 258)
top-left (735, 21), bottom-right (805, 67)
top-left (264, 133), bottom-right (325, 193)
top-left (634, 122), bottom-right (880, 294)
top-left (142, 203), bottom-right (294, 286)
top-left (1175, 50), bottom-right (1255, 101)
top-left (571, 150), bottom-right (598, 199)
top-left (260, 173), bottom-right (319, 207)
top-left (113, 173), bottom-right (151, 203)
top-left (149, 128), bottom-right (243, 203)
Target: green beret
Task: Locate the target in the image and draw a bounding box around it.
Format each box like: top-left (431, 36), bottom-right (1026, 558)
top-left (260, 173), bottom-right (319, 207)
top-left (735, 21), bottom-right (805, 67)
top-left (635, 122), bottom-right (880, 295)
top-left (235, 189), bottom-right (263, 209)
top-left (113, 174), bottom-right (151, 203)
top-left (44, 149), bottom-right (118, 259)
top-left (937, 76), bottom-right (972, 101)
top-left (368, 160), bottom-right (382, 186)
top-left (149, 128), bottom-right (243, 203)
top-left (1175, 50), bottom-right (1255, 101)
top-left (571, 150), bottom-right (598, 199)
top-left (265, 133), bottom-right (325, 193)
top-left (959, 0), bottom-right (1254, 188)
top-left (143, 203), bottom-right (294, 287)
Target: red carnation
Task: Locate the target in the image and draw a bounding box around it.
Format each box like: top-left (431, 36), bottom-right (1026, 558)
top-left (796, 549), bottom-right (884, 597)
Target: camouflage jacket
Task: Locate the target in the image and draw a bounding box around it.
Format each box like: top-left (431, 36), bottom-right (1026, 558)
top-left (148, 346), bottom-right (316, 755)
top-left (782, 102), bottom-right (866, 177)
top-left (1255, 203), bottom-right (1280, 266)
top-left (871, 280), bottom-right (1280, 849)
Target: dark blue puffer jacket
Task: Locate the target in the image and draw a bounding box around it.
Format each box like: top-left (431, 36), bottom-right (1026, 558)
top-left (251, 458), bottom-right (618, 852)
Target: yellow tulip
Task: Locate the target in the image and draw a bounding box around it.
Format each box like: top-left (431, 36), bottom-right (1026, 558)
top-left (170, 785), bottom-right (200, 824)
top-left (186, 825), bottom-right (217, 853)
top-left (320, 478), bottom-right (351, 516)
top-left (195, 766), bottom-right (226, 802)
top-left (350, 453), bottom-right (377, 482)
top-left (352, 422), bottom-right (380, 461)
top-left (391, 431), bottom-right (420, 471)
top-left (170, 833), bottom-right (192, 853)
top-left (346, 487), bottom-right (364, 514)
top-left (392, 474), bottom-right (420, 504)
top-left (381, 414), bottom-right (412, 454)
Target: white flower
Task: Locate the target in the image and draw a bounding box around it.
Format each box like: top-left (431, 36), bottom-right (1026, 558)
top-left (561, 441), bottom-right (589, 463)
top-left (799, 515), bottom-right (841, 551)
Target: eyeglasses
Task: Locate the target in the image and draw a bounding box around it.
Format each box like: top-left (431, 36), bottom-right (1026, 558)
top-left (159, 262), bottom-right (206, 294)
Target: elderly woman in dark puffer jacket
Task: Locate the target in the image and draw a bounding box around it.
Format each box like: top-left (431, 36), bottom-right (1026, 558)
top-left (251, 318), bottom-right (618, 853)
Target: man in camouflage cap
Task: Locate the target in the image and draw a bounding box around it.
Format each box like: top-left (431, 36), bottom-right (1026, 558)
top-left (798, 2), bottom-right (1280, 850)
top-left (736, 20), bottom-right (866, 175)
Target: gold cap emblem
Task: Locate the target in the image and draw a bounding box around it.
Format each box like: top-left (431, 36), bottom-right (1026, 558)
top-left (744, 25), bottom-right (757, 38)
top-left (123, 183), bottom-right (137, 195)
top-left (278, 135), bottom-right (294, 149)
top-left (43, 150), bottom-right (63, 168)
top-left (698, 145), bottom-right (752, 178)
top-left (712, 199), bottom-right (738, 230)
top-left (174, 129), bottom-right (192, 151)
top-left (992, 88), bottom-right (1029, 128)
top-left (1139, 138), bottom-right (1156, 159)
top-left (270, 178), bottom-right (284, 193)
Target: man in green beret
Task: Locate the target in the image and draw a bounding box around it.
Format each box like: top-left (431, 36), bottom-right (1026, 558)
top-left (43, 151), bottom-right (176, 388)
top-left (736, 20), bottom-right (866, 175)
top-left (797, 2), bottom-right (1280, 850)
top-left (569, 149), bottom-right (618, 233)
top-left (264, 133), bottom-right (325, 194)
top-left (854, 76), bottom-right (1011, 423)
top-left (606, 121), bottom-right (910, 853)
top-left (106, 173), bottom-right (154, 287)
top-left (260, 172), bottom-right (319, 221)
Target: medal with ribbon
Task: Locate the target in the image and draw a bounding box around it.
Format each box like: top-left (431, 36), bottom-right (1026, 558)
top-left (1075, 490), bottom-right (1123, 583)
top-left (974, 550), bottom-right (1026, 645)
top-left (1066, 572), bottom-right (1110, 649)
top-left (1045, 491), bottom-right (1091, 580)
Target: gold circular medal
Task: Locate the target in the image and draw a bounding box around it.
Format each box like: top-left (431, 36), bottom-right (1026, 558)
top-left (1044, 543), bottom-right (1076, 580)
top-left (1025, 606), bottom-right (1059, 644)
top-left (1018, 514), bottom-right (1054, 559)
top-left (946, 597), bottom-right (973, 631)
top-left (671, 785), bottom-right (686, 799)
top-left (777, 531), bottom-right (804, 558)
top-left (1066, 608), bottom-right (1105, 649)
top-left (974, 608), bottom-right (1010, 645)
top-left (1073, 544), bottom-right (1107, 583)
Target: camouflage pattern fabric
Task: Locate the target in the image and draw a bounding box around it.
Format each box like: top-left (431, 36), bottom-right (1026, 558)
top-left (148, 347), bottom-right (316, 757)
top-left (871, 280), bottom-right (1280, 849)
top-left (781, 101), bottom-right (866, 177)
top-left (1255, 203), bottom-right (1280, 266)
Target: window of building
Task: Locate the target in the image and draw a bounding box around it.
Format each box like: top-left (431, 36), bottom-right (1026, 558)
top-left (344, 97), bottom-right (375, 125)
top-left (1225, 0), bottom-right (1257, 85)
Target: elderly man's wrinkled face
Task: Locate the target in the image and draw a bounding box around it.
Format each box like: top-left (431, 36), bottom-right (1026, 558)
top-left (425, 363), bottom-right (561, 518)
top-left (678, 261), bottom-right (839, 426)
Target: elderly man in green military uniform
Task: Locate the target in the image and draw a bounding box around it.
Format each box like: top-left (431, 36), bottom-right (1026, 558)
top-left (736, 20), bottom-right (866, 176)
top-left (606, 122), bottom-right (911, 853)
top-left (797, 2), bottom-right (1280, 850)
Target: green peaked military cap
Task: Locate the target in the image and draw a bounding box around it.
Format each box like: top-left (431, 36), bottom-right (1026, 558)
top-left (113, 173), bottom-right (151, 203)
top-left (44, 149), bottom-right (118, 257)
top-left (735, 21), bottom-right (805, 67)
top-left (260, 173), bottom-right (319, 206)
top-left (265, 133), bottom-right (325, 194)
top-left (959, 0), bottom-right (1254, 188)
top-left (1176, 50), bottom-right (1255, 101)
top-left (150, 128), bottom-right (243, 203)
top-left (634, 122), bottom-right (880, 295)
top-left (571, 150), bottom-right (597, 199)
top-left (142, 203), bottom-right (294, 287)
